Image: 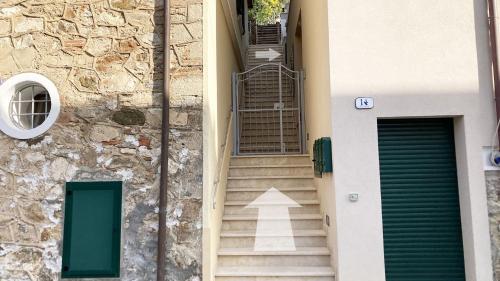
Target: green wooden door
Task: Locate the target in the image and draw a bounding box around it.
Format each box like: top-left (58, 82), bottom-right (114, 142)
top-left (62, 181), bottom-right (122, 278)
top-left (378, 119), bottom-right (465, 281)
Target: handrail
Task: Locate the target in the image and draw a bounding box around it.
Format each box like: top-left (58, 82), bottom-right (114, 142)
top-left (212, 115), bottom-right (233, 209)
top-left (238, 63), bottom-right (298, 75)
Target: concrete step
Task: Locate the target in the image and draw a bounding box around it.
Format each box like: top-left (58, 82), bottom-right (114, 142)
top-left (215, 266), bottom-right (335, 279)
top-left (226, 188), bottom-right (317, 201)
top-left (217, 247), bottom-right (331, 266)
top-left (227, 176), bottom-right (313, 188)
top-left (224, 202), bottom-right (319, 215)
top-left (221, 217), bottom-right (323, 231)
top-left (230, 155), bottom-right (311, 166)
top-left (223, 198), bottom-right (320, 215)
top-left (228, 165), bottom-right (313, 177)
top-left (220, 229), bottom-right (327, 248)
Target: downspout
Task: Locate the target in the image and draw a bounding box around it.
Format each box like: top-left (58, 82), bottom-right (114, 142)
top-left (488, 0), bottom-right (500, 142)
top-left (157, 0), bottom-right (170, 280)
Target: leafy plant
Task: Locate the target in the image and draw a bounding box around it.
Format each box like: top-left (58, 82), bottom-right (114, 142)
top-left (249, 0), bottom-right (288, 25)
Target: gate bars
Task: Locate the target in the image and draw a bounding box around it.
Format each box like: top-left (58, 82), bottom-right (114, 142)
top-left (232, 63), bottom-right (305, 155)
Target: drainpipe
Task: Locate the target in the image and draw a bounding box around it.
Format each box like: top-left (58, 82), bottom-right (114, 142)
top-left (488, 0), bottom-right (500, 143)
top-left (157, 0), bottom-right (170, 280)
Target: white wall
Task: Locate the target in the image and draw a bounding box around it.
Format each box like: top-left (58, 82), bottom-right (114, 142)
top-left (327, 0), bottom-right (496, 280)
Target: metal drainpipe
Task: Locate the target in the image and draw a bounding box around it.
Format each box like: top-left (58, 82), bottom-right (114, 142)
top-left (157, 0), bottom-right (170, 279)
top-left (488, 0), bottom-right (500, 142)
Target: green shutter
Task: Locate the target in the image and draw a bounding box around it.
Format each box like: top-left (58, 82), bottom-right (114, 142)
top-left (62, 181), bottom-right (122, 279)
top-left (377, 119), bottom-right (465, 281)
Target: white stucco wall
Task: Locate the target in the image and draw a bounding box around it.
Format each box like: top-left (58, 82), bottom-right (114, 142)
top-left (327, 0), bottom-right (496, 280)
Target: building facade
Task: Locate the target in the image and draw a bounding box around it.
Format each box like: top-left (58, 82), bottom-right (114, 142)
top-left (0, 0), bottom-right (500, 281)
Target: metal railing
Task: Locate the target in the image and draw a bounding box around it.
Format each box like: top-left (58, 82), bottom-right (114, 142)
top-left (232, 63), bottom-right (305, 155)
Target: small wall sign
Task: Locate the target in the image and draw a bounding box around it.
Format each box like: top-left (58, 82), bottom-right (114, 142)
top-left (355, 97), bottom-right (374, 109)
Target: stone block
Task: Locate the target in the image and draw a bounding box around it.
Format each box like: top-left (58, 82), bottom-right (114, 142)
top-left (64, 4), bottom-right (93, 26)
top-left (96, 9), bottom-right (126, 26)
top-left (70, 68), bottom-right (99, 91)
top-left (186, 21), bottom-right (202, 39)
top-left (33, 33), bottom-right (61, 54)
top-left (117, 38), bottom-right (139, 53)
top-left (12, 34), bottom-right (33, 49)
top-left (112, 108), bottom-right (146, 126)
top-left (171, 24), bottom-right (192, 44)
top-left (90, 125), bottom-right (121, 143)
top-left (100, 70), bottom-right (140, 92)
top-left (125, 11), bottom-right (151, 27)
top-left (171, 7), bottom-right (187, 23)
top-left (11, 47), bottom-right (37, 69)
top-left (170, 110), bottom-right (188, 126)
top-left (0, 6), bottom-right (23, 17)
top-left (96, 53), bottom-right (127, 72)
top-left (188, 3), bottom-right (202, 22)
top-left (13, 17), bottom-right (44, 33)
top-left (0, 19), bottom-right (11, 35)
top-left (86, 37), bottom-right (112, 57)
top-left (171, 75), bottom-right (202, 97)
top-left (175, 41), bottom-right (202, 66)
top-left (111, 0), bottom-right (139, 10)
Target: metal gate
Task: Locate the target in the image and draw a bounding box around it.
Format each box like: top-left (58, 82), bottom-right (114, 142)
top-left (232, 63), bottom-right (305, 155)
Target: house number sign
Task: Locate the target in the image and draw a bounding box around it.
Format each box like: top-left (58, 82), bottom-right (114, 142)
top-left (355, 97), bottom-right (374, 109)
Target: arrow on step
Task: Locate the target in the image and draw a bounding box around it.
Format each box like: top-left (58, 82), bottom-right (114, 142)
top-left (255, 48), bottom-right (282, 62)
top-left (245, 187), bottom-right (302, 251)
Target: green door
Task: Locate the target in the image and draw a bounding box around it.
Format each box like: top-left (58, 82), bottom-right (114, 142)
top-left (378, 119), bottom-right (465, 281)
top-left (62, 181), bottom-right (122, 278)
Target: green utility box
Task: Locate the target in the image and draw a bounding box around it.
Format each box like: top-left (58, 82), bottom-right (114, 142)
top-left (313, 137), bottom-right (333, 177)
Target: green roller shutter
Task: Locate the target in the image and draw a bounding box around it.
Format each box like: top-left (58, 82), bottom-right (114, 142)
top-left (62, 181), bottom-right (122, 279)
top-left (377, 119), bottom-right (465, 281)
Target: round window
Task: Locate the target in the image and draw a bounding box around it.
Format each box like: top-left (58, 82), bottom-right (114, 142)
top-left (0, 73), bottom-right (60, 139)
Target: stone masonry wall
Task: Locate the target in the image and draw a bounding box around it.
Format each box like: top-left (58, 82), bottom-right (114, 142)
top-left (0, 0), bottom-right (203, 280)
top-left (487, 171), bottom-right (500, 281)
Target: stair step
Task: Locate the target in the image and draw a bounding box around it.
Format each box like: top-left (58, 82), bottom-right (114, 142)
top-left (225, 199), bottom-right (319, 206)
top-left (228, 176), bottom-right (313, 180)
top-left (230, 155), bottom-right (310, 166)
top-left (218, 247), bottom-right (330, 256)
top-left (221, 229), bottom-right (326, 237)
top-left (217, 247), bottom-right (332, 266)
top-left (223, 214), bottom-right (322, 221)
top-left (228, 165), bottom-right (312, 177)
top-left (215, 266), bottom-right (335, 277)
top-left (227, 186), bottom-right (316, 192)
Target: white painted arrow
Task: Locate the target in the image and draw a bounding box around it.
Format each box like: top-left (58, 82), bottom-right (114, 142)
top-left (245, 187), bottom-right (302, 251)
top-left (255, 48), bottom-right (282, 61)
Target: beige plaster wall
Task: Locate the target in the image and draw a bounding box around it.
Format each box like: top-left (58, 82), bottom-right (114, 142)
top-left (327, 0), bottom-right (496, 280)
top-left (202, 0), bottom-right (241, 280)
top-left (286, 0), bottom-right (336, 270)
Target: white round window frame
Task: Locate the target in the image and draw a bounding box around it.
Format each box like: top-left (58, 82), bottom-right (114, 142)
top-left (0, 73), bottom-right (60, 139)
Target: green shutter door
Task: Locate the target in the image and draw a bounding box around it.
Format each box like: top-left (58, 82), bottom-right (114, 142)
top-left (377, 119), bottom-right (465, 281)
top-left (62, 181), bottom-right (122, 278)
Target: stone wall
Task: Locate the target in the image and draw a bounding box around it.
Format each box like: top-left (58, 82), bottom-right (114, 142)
top-left (487, 171), bottom-right (500, 281)
top-left (0, 0), bottom-right (203, 280)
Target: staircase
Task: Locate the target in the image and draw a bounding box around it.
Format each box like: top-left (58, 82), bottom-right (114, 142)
top-left (254, 23), bottom-right (281, 44)
top-left (215, 155), bottom-right (335, 281)
top-left (238, 44), bottom-right (301, 154)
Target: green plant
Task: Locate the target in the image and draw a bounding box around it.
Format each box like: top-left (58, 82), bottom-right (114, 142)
top-left (249, 0), bottom-right (288, 25)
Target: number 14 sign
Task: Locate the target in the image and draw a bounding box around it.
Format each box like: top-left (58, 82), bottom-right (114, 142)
top-left (355, 97), bottom-right (374, 109)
